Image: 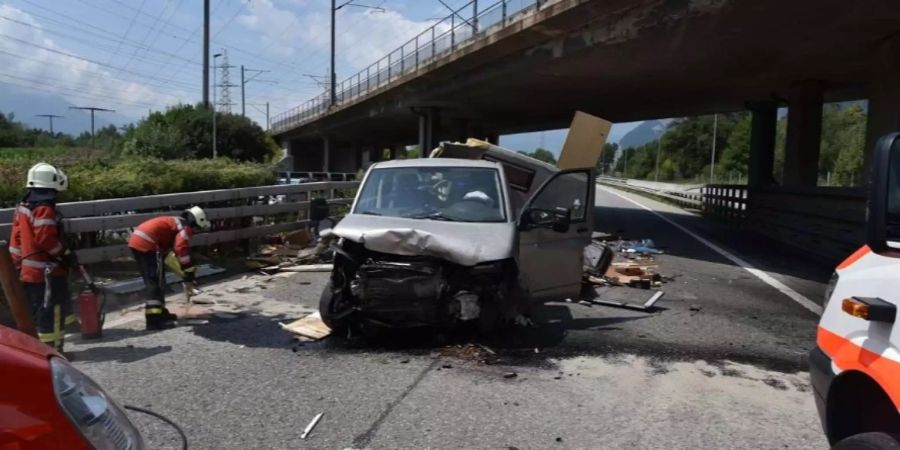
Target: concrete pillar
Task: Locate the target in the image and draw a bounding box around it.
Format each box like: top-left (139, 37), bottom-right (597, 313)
top-left (783, 81), bottom-right (824, 187)
top-left (418, 108), bottom-right (440, 158)
top-left (322, 136), bottom-right (331, 172)
top-left (747, 102), bottom-right (778, 188)
top-left (864, 36), bottom-right (900, 175)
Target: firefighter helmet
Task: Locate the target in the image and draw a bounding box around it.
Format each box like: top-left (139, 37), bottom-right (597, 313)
top-left (26, 162), bottom-right (68, 192)
top-left (184, 206), bottom-right (210, 231)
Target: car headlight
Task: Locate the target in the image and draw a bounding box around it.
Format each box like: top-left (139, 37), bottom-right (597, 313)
top-left (50, 357), bottom-right (145, 450)
top-left (823, 272), bottom-right (839, 308)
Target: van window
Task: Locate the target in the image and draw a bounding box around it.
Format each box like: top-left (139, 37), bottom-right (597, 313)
top-left (529, 171), bottom-right (589, 221)
top-left (354, 167), bottom-right (506, 222)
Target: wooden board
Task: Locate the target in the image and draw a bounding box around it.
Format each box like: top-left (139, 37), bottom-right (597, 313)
top-left (557, 111), bottom-right (612, 170)
top-left (280, 312), bottom-right (332, 340)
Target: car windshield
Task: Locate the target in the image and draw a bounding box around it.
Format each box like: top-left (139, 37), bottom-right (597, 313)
top-left (354, 166), bottom-right (506, 222)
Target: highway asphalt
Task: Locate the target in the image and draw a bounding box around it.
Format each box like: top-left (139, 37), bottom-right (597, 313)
top-left (68, 185), bottom-right (830, 449)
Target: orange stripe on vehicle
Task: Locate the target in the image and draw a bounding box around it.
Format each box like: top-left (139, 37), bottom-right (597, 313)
top-left (836, 245), bottom-right (870, 270)
top-left (818, 326), bottom-right (900, 409)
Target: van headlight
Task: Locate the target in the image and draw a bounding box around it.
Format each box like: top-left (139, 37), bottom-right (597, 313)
top-left (823, 272), bottom-right (839, 308)
top-left (50, 357), bottom-right (145, 450)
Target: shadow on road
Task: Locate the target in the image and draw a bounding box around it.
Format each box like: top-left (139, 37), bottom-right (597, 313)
top-left (69, 344), bottom-right (172, 363)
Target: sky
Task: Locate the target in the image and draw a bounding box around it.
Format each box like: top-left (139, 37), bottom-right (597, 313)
top-left (0, 0), bottom-right (641, 152)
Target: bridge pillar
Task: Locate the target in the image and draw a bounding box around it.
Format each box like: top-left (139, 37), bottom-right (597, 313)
top-left (783, 81), bottom-right (824, 187)
top-left (864, 36), bottom-right (900, 175)
top-left (747, 102), bottom-right (778, 188)
top-left (418, 108), bottom-right (441, 158)
top-left (322, 136), bottom-right (331, 172)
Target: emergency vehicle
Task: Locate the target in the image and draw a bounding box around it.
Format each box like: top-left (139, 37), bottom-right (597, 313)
top-left (811, 133), bottom-right (900, 448)
top-left (0, 325), bottom-right (146, 449)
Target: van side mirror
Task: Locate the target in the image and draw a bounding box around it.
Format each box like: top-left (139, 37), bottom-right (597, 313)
top-left (521, 207), bottom-right (571, 232)
top-left (867, 133), bottom-right (900, 256)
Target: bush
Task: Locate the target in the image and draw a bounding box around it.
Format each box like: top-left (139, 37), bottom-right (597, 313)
top-left (0, 148), bottom-right (276, 207)
top-left (122, 104), bottom-right (279, 162)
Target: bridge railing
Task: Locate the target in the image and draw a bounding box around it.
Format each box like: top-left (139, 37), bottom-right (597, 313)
top-left (0, 181), bottom-right (359, 265)
top-left (271, 0), bottom-right (547, 133)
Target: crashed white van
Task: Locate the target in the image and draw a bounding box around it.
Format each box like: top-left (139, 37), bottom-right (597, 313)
top-left (319, 141), bottom-right (595, 332)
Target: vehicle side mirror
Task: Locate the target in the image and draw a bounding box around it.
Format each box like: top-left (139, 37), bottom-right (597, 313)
top-left (521, 207), bottom-right (570, 232)
top-left (867, 133), bottom-right (900, 256)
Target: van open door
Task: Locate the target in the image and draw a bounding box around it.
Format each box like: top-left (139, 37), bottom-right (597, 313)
top-left (517, 169), bottom-right (594, 303)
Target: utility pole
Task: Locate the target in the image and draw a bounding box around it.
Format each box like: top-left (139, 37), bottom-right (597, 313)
top-left (331, 1), bottom-right (385, 107)
top-left (212, 52), bottom-right (222, 158)
top-left (710, 113), bottom-right (718, 183)
top-left (266, 102), bottom-right (270, 130)
top-left (330, 0), bottom-right (337, 107)
top-left (218, 50), bottom-right (234, 113)
top-left (69, 106), bottom-right (114, 147)
top-left (35, 114), bottom-right (63, 134)
top-left (240, 65), bottom-right (272, 117)
top-left (202, 0), bottom-right (210, 108)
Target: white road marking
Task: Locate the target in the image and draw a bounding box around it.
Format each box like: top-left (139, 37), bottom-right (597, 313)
top-left (598, 185), bottom-right (823, 316)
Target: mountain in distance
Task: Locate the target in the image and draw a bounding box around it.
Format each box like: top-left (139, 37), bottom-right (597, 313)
top-left (618, 119), bottom-right (668, 150)
top-left (0, 84), bottom-right (133, 135)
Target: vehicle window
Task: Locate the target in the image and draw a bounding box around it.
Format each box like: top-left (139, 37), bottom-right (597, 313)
top-left (887, 146), bottom-right (900, 241)
top-left (354, 167), bottom-right (506, 222)
top-left (528, 171), bottom-right (589, 221)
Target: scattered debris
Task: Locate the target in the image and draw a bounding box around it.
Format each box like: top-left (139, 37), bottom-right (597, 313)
top-left (400, 358), bottom-right (410, 364)
top-left (503, 372), bottom-right (518, 379)
top-left (608, 239), bottom-right (663, 255)
top-left (300, 412), bottom-right (323, 439)
top-left (442, 363), bottom-right (453, 369)
top-left (280, 312), bottom-right (332, 340)
top-left (582, 241), bottom-right (613, 277)
top-left (271, 264), bottom-right (333, 273)
top-left (585, 288), bottom-right (664, 311)
top-left (440, 343), bottom-right (498, 364)
top-left (689, 304), bottom-right (703, 312)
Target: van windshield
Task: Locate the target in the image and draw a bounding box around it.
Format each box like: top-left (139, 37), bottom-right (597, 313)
top-left (354, 166), bottom-right (506, 222)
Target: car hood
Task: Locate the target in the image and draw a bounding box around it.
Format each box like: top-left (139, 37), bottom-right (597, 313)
top-left (0, 325), bottom-right (57, 359)
top-left (325, 214), bottom-right (516, 266)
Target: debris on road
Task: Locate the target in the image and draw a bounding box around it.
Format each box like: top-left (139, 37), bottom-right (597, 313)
top-left (247, 227), bottom-right (334, 271)
top-left (440, 343), bottom-right (498, 364)
top-left (608, 239), bottom-right (663, 255)
top-left (503, 372), bottom-right (518, 379)
top-left (586, 290), bottom-right (665, 311)
top-left (280, 312), bottom-right (332, 340)
top-left (300, 412), bottom-right (323, 439)
top-left (582, 235), bottom-right (669, 310)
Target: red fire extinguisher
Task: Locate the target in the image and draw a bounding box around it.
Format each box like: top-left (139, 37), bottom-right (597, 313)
top-left (78, 266), bottom-right (104, 339)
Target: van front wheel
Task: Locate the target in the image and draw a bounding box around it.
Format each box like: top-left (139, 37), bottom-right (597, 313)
top-left (832, 433), bottom-right (900, 450)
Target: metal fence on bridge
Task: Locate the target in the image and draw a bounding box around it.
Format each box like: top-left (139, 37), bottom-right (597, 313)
top-left (0, 181), bottom-right (359, 265)
top-left (271, 0), bottom-right (547, 133)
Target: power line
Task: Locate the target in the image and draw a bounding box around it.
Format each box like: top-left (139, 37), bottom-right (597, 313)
top-left (0, 14), bottom-right (200, 71)
top-left (104, 0), bottom-right (147, 66)
top-left (0, 33), bottom-right (198, 90)
top-left (0, 72), bottom-right (174, 109)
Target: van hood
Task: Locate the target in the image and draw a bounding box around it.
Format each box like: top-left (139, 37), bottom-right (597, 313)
top-left (324, 214), bottom-right (516, 266)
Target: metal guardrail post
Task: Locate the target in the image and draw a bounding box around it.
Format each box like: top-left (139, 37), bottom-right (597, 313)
top-left (388, 53), bottom-right (392, 80)
top-left (415, 35), bottom-right (419, 69)
top-left (431, 26), bottom-right (436, 56)
top-left (502, 0), bottom-right (507, 24)
top-left (401, 45), bottom-right (405, 74)
top-left (366, 66), bottom-right (370, 91)
top-left (473, 0), bottom-right (479, 33)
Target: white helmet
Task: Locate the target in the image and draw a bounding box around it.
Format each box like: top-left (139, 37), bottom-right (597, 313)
top-left (26, 162), bottom-right (68, 192)
top-left (184, 206), bottom-right (210, 231)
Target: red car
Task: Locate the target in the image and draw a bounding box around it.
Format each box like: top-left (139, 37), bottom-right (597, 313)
top-left (0, 325), bottom-right (145, 449)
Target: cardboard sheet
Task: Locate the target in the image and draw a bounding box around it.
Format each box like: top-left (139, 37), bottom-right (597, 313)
top-left (557, 111), bottom-right (612, 170)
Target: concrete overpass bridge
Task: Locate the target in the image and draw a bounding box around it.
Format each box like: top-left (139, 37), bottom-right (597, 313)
top-left (272, 0), bottom-right (900, 263)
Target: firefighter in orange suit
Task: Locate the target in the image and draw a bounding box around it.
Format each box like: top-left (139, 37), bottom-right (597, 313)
top-left (9, 162), bottom-right (75, 352)
top-left (127, 206), bottom-right (210, 329)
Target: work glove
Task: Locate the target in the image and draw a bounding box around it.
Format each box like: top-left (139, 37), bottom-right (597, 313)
top-left (60, 249), bottom-right (79, 268)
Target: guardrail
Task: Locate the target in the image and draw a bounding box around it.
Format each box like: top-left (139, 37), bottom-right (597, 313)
top-left (0, 181), bottom-right (359, 265)
top-left (597, 176), bottom-right (704, 211)
top-left (277, 171), bottom-right (357, 184)
top-left (271, 0), bottom-right (546, 133)
top-left (702, 184), bottom-right (747, 222)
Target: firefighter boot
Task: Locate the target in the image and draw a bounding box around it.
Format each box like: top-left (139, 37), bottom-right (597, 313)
top-left (145, 304), bottom-right (178, 330)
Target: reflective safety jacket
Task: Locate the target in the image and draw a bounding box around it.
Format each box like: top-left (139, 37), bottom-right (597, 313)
top-left (128, 216), bottom-right (194, 269)
top-left (9, 203), bottom-right (66, 283)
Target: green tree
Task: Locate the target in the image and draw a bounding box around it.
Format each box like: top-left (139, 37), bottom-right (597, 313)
top-left (718, 115), bottom-right (752, 178)
top-left (597, 142), bottom-right (618, 174)
top-left (123, 104), bottom-right (277, 162)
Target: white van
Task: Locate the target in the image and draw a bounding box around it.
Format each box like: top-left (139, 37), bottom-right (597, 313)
top-left (811, 133), bottom-right (900, 448)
